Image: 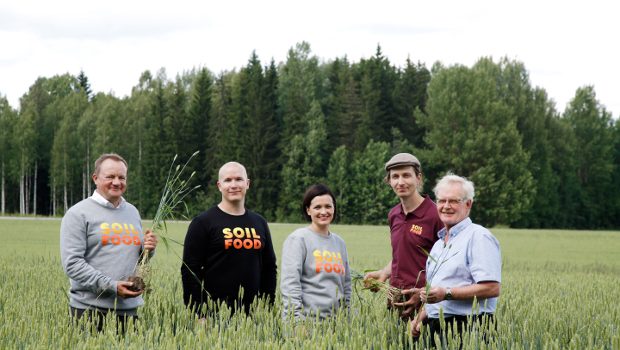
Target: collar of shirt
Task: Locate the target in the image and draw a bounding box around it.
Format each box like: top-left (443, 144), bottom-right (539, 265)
top-left (398, 195), bottom-right (430, 218)
top-left (91, 190), bottom-right (125, 209)
top-left (437, 217), bottom-right (472, 240)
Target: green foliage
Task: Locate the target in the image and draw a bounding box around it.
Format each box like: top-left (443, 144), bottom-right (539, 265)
top-left (349, 141), bottom-right (393, 224)
top-left (393, 58), bottom-right (431, 148)
top-left (0, 45), bottom-right (618, 229)
top-left (50, 92), bottom-right (88, 213)
top-left (0, 97), bottom-right (17, 213)
top-left (277, 101), bottom-right (328, 222)
top-left (323, 58), bottom-right (365, 152)
top-left (563, 86), bottom-right (615, 228)
top-left (357, 46), bottom-right (399, 144)
top-left (234, 53), bottom-right (281, 219)
top-left (419, 58), bottom-right (535, 226)
top-left (278, 42), bottom-right (323, 148)
top-left (612, 120), bottom-right (620, 228)
top-left (326, 146), bottom-right (353, 223)
top-left (77, 70), bottom-right (92, 100)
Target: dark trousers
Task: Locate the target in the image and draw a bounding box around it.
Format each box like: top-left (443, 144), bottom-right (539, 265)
top-left (423, 313), bottom-right (495, 349)
top-left (70, 306), bottom-right (137, 333)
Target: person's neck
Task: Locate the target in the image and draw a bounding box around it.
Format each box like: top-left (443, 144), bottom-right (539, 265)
top-left (218, 201), bottom-right (246, 216)
top-left (400, 192), bottom-right (424, 214)
top-left (96, 190), bottom-right (121, 208)
top-left (444, 227), bottom-right (452, 244)
top-left (443, 220), bottom-right (462, 244)
top-left (309, 223), bottom-right (330, 237)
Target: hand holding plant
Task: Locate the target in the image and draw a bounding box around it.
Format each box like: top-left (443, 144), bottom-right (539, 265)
top-left (352, 269), bottom-right (407, 305)
top-left (128, 152), bottom-right (201, 292)
top-left (392, 287), bottom-right (422, 318)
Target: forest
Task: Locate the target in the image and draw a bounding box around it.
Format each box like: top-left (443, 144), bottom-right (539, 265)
top-left (0, 42), bottom-right (618, 229)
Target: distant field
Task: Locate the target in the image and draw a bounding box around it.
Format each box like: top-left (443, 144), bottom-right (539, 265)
top-left (1, 218), bottom-right (619, 348)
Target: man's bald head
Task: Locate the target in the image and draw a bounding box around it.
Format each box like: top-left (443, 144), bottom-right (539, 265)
top-left (218, 162), bottom-right (248, 181)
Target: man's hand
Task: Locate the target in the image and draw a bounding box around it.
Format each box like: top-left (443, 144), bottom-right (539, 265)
top-left (420, 286), bottom-right (447, 304)
top-left (363, 270), bottom-right (389, 292)
top-left (410, 307), bottom-right (427, 338)
top-left (393, 288), bottom-right (421, 318)
top-left (143, 229), bottom-right (158, 251)
top-left (117, 281), bottom-right (143, 298)
top-left (411, 315), bottom-right (423, 337)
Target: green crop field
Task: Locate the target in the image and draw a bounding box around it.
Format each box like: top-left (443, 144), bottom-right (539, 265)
top-left (1, 218), bottom-right (619, 349)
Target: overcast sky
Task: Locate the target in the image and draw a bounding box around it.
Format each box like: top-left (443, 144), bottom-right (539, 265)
top-left (1, 0), bottom-right (617, 117)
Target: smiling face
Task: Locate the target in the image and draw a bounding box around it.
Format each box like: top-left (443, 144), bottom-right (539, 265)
top-left (217, 162), bottom-right (250, 205)
top-left (388, 166), bottom-right (421, 199)
top-left (436, 182), bottom-right (472, 229)
top-left (306, 194), bottom-right (335, 231)
top-left (93, 159), bottom-right (127, 206)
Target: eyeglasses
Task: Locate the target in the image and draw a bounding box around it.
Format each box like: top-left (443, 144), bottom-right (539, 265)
top-left (436, 198), bottom-right (465, 206)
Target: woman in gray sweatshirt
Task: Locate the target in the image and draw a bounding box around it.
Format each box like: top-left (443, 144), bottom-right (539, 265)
top-left (280, 184), bottom-right (352, 320)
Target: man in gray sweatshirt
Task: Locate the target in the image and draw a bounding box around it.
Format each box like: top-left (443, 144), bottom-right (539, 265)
top-left (60, 153), bottom-right (158, 331)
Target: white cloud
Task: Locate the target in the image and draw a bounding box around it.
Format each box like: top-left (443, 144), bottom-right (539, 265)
top-left (0, 0), bottom-right (618, 116)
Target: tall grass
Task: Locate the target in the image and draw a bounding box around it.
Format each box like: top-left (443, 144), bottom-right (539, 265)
top-left (133, 152), bottom-right (201, 290)
top-left (1, 220), bottom-right (619, 348)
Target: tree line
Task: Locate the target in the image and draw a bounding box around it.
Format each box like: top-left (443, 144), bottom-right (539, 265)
top-left (0, 42), bottom-right (618, 229)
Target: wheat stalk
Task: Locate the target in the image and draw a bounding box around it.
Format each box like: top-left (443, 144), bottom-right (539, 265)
top-left (131, 151), bottom-right (201, 290)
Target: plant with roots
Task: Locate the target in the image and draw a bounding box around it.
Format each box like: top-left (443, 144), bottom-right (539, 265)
top-left (351, 244), bottom-right (458, 310)
top-left (351, 269), bottom-right (414, 305)
top-left (127, 151), bottom-right (201, 292)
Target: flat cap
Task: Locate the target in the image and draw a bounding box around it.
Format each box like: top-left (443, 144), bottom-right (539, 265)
top-left (385, 153), bottom-right (421, 171)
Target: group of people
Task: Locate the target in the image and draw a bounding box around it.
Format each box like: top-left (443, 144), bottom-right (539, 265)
top-left (60, 152), bottom-right (501, 345)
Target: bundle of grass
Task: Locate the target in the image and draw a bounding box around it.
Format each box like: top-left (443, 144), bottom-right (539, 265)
top-left (351, 269), bottom-right (406, 304)
top-left (127, 151), bottom-right (201, 292)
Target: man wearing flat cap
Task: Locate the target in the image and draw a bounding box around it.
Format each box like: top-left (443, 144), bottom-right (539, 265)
top-left (364, 153), bottom-right (443, 319)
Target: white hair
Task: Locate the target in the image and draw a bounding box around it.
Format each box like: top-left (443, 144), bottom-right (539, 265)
top-left (433, 173), bottom-right (475, 201)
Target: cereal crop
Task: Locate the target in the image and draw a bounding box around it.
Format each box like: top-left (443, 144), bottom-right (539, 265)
top-left (1, 219), bottom-right (618, 349)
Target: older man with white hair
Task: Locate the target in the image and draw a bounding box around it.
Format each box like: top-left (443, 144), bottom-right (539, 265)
top-left (412, 173), bottom-right (501, 347)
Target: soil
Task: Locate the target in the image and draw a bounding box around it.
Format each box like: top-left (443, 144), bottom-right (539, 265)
top-left (390, 289), bottom-right (407, 305)
top-left (126, 275), bottom-right (146, 292)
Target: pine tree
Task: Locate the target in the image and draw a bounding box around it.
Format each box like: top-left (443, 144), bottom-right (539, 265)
top-left (323, 58), bottom-right (365, 152)
top-left (611, 119), bottom-right (620, 228)
top-left (277, 100), bottom-right (328, 221)
top-left (187, 67), bottom-right (213, 179)
top-left (232, 53), bottom-right (280, 218)
top-left (394, 58), bottom-right (431, 147)
top-left (0, 96), bottom-right (17, 213)
top-left (356, 46), bottom-right (399, 144)
top-left (563, 86), bottom-right (615, 228)
top-left (326, 146), bottom-right (353, 223)
top-left (77, 70), bottom-right (92, 100)
top-left (278, 42), bottom-right (323, 149)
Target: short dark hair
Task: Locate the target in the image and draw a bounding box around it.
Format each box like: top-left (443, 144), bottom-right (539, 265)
top-left (301, 184), bottom-right (336, 221)
top-left (94, 153), bottom-right (128, 175)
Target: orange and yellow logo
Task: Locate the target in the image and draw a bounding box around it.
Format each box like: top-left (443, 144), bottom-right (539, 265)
top-left (410, 224), bottom-right (423, 236)
top-left (313, 249), bottom-right (345, 275)
top-left (100, 222), bottom-right (142, 246)
top-left (223, 227), bottom-right (262, 250)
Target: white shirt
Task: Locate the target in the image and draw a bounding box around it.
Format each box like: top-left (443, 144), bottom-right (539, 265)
top-left (91, 190), bottom-right (126, 209)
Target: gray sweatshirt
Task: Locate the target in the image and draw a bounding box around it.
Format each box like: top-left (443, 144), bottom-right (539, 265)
top-left (280, 227), bottom-right (351, 320)
top-left (60, 193), bottom-right (145, 312)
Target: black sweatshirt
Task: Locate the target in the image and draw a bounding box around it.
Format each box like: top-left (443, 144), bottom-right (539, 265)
top-left (181, 206), bottom-right (277, 315)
